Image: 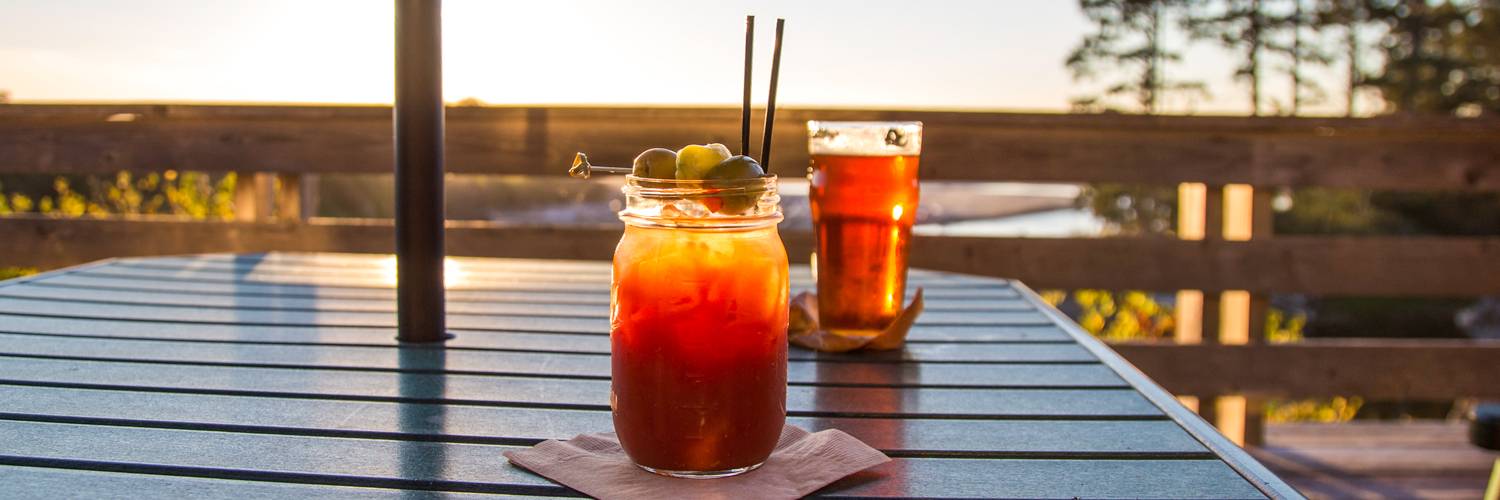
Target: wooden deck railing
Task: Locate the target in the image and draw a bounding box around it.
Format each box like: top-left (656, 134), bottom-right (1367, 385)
top-left (4, 104), bottom-right (1499, 444)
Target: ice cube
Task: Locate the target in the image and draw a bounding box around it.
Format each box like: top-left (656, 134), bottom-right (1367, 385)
top-left (669, 198), bottom-right (711, 218)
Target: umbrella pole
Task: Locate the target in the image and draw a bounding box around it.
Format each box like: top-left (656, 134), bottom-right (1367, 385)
top-left (394, 0), bottom-right (447, 343)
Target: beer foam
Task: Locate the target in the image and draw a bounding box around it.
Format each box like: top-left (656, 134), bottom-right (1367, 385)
top-left (807, 121), bottom-right (922, 156)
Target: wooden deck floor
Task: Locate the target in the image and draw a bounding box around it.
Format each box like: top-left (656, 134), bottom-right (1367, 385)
top-left (1252, 421), bottom-right (1499, 499)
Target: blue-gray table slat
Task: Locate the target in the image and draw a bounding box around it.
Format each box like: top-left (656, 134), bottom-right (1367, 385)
top-left (104, 258), bottom-right (996, 288)
top-left (0, 296), bottom-right (1054, 329)
top-left (0, 315), bottom-right (1080, 364)
top-left (0, 333), bottom-right (1124, 388)
top-left (113, 253), bottom-right (984, 282)
top-left (0, 466), bottom-right (562, 500)
top-left (36, 267), bottom-right (1022, 299)
top-left (0, 315), bottom-right (1092, 363)
top-left (27, 273), bottom-right (1029, 313)
top-left (0, 385), bottom-right (1205, 456)
top-left (0, 420), bottom-right (1264, 499)
top-left (0, 357), bottom-right (1162, 418)
top-left (2, 284), bottom-right (1037, 314)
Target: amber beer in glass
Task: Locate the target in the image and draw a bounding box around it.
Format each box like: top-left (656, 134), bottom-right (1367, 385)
top-left (807, 121), bottom-right (923, 335)
top-left (610, 175), bottom-right (789, 478)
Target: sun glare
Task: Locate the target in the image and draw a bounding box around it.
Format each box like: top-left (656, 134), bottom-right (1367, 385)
top-left (379, 256), bottom-right (469, 288)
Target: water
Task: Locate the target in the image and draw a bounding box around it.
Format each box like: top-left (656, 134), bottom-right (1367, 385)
top-left (915, 207), bottom-right (1105, 238)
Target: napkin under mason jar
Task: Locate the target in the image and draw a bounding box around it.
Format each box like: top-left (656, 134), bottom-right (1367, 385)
top-left (504, 425), bottom-right (889, 500)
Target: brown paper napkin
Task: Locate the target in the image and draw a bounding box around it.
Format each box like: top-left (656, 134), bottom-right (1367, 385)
top-left (504, 425), bottom-right (889, 500)
top-left (788, 289), bottom-right (924, 352)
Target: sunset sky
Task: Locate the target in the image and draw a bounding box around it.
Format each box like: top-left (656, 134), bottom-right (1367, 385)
top-left (1, 0), bottom-right (1356, 114)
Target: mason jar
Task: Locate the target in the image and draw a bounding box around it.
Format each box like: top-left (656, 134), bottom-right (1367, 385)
top-left (609, 174), bottom-right (789, 478)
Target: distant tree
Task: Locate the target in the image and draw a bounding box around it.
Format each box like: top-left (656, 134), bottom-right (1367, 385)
top-left (1364, 0), bottom-right (1500, 116)
top-left (1314, 0), bottom-right (1383, 116)
top-left (1266, 0), bottom-right (1334, 114)
top-left (0, 90), bottom-right (10, 104)
top-left (1068, 1), bottom-right (1192, 239)
top-left (1068, 0), bottom-right (1207, 113)
top-left (1183, 0), bottom-right (1273, 115)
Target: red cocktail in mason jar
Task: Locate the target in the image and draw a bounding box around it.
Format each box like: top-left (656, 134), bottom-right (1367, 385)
top-left (611, 171), bottom-right (788, 477)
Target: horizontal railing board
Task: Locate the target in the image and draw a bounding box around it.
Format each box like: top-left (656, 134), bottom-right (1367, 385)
top-left (0, 420), bottom-right (1262, 498)
top-left (0, 465), bottom-right (556, 500)
top-left (3, 104), bottom-right (1496, 191)
top-left (1112, 340), bottom-right (1500, 399)
top-left (7, 217), bottom-right (1500, 295)
top-left (0, 315), bottom-right (1082, 359)
top-left (918, 235), bottom-right (1500, 296)
top-left (0, 385), bottom-right (1202, 455)
top-left (0, 333), bottom-right (1122, 389)
top-left (0, 282), bottom-right (1037, 314)
top-left (0, 357), bottom-right (1160, 418)
top-left (0, 296), bottom-right (1054, 330)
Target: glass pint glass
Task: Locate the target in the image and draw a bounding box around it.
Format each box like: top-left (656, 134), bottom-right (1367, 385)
top-left (807, 121), bottom-right (923, 335)
top-left (610, 175), bottom-right (789, 478)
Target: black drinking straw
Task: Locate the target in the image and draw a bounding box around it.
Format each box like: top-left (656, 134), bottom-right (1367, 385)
top-left (760, 18), bottom-right (785, 173)
top-left (741, 16), bottom-right (755, 157)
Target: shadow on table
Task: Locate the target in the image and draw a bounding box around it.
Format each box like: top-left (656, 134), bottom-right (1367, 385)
top-left (810, 348), bottom-right (918, 496)
top-left (398, 344), bottom-right (448, 499)
top-left (218, 253), bottom-right (454, 497)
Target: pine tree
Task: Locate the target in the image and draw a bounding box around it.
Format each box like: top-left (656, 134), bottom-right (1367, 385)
top-left (1267, 0), bottom-right (1334, 114)
top-left (1314, 0), bottom-right (1379, 116)
top-left (1363, 0), bottom-right (1499, 115)
top-left (1068, 0), bottom-right (1206, 113)
top-left (1183, 0), bottom-right (1271, 115)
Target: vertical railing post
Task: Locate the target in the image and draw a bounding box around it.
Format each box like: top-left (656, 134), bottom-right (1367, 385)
top-left (394, 0), bottom-right (447, 343)
top-left (1241, 188), bottom-right (1275, 446)
top-left (275, 173), bottom-right (303, 220)
top-left (233, 172), bottom-right (274, 222)
top-left (1180, 182), bottom-right (1270, 447)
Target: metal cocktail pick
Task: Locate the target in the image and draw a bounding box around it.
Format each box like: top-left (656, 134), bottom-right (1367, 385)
top-left (567, 152), bottom-right (632, 179)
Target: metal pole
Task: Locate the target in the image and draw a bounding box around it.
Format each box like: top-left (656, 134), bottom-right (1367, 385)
top-left (394, 0), bottom-right (447, 343)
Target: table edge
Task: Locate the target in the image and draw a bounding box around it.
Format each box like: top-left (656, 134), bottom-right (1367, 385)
top-left (1009, 280), bottom-right (1304, 500)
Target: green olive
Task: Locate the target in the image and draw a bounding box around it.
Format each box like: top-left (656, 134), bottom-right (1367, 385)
top-left (705, 155), bottom-right (765, 179)
top-left (675, 143), bottom-right (733, 180)
top-left (631, 148), bottom-right (678, 179)
top-left (704, 155), bottom-right (766, 214)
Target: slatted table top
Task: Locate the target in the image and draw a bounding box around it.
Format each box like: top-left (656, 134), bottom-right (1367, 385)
top-left (0, 252), bottom-right (1299, 499)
